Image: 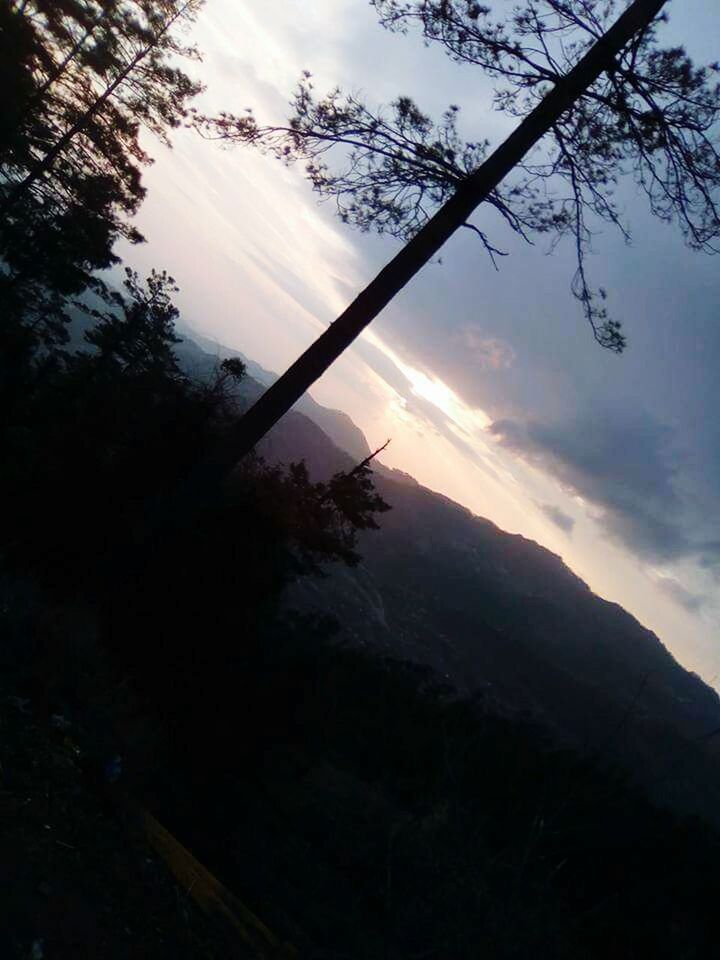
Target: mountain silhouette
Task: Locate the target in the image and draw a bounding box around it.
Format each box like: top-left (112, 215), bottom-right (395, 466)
top-left (173, 332), bottom-right (720, 822)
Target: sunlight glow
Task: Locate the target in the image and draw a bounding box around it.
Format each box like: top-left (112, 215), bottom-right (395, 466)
top-left (363, 330), bottom-right (492, 436)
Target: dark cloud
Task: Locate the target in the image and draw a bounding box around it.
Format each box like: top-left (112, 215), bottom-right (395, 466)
top-left (538, 503), bottom-right (575, 534)
top-left (699, 543), bottom-right (720, 573)
top-left (489, 411), bottom-right (720, 570)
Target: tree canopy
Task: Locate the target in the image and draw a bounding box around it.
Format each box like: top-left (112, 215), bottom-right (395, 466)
top-left (0, 0), bottom-right (203, 351)
top-left (202, 0), bottom-right (720, 352)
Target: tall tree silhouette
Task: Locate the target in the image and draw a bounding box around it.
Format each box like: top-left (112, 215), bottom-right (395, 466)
top-left (199, 0), bottom-right (719, 473)
top-left (0, 0), bottom-right (203, 348)
top-left (1, 0), bottom-right (202, 214)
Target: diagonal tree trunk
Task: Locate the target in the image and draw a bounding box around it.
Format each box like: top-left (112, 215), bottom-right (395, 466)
top-left (213, 0), bottom-right (667, 476)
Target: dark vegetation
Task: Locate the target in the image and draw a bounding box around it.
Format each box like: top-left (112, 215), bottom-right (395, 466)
top-left (2, 1), bottom-right (720, 957)
top-left (175, 648), bottom-right (720, 959)
top-left (0, 682), bottom-right (234, 959)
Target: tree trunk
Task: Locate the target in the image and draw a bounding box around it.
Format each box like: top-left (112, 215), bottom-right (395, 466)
top-left (216, 0), bottom-right (667, 474)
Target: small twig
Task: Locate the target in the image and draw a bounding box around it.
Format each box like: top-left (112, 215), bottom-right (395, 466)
top-left (346, 438), bottom-right (391, 478)
top-left (461, 221), bottom-right (508, 269)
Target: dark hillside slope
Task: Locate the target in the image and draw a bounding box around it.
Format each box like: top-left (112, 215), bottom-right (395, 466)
top-left (178, 333), bottom-right (720, 818)
top-left (304, 461), bottom-right (720, 819)
top-left (177, 330), bottom-right (372, 461)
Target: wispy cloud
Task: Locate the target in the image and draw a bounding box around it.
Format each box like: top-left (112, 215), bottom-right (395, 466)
top-left (654, 576), bottom-right (705, 613)
top-left (538, 503), bottom-right (575, 534)
top-left (452, 328), bottom-right (516, 371)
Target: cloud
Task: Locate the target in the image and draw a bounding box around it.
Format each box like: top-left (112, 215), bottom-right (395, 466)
top-left (699, 542), bottom-right (720, 573)
top-left (489, 410), bottom-right (720, 570)
top-left (452, 328), bottom-right (516, 371)
top-left (654, 577), bottom-right (706, 613)
top-left (538, 503), bottom-right (575, 534)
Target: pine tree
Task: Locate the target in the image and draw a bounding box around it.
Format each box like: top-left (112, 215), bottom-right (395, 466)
top-left (0, 0), bottom-right (204, 348)
top-left (197, 0), bottom-right (719, 469)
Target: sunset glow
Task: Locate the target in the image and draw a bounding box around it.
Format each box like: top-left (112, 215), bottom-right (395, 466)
top-left (117, 0), bottom-right (720, 683)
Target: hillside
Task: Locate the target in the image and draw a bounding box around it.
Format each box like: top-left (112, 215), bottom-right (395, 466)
top-left (175, 330), bottom-right (372, 462)
top-left (180, 333), bottom-right (720, 822)
top-left (6, 322), bottom-right (720, 959)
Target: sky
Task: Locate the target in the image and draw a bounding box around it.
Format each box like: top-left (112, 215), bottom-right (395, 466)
top-left (118, 0), bottom-right (720, 684)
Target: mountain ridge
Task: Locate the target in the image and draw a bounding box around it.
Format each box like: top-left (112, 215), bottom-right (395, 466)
top-left (178, 330), bottom-right (720, 820)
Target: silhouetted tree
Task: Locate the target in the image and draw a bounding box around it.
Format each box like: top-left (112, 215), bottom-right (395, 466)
top-left (1, 258), bottom-right (389, 607)
top-left (197, 0), bottom-right (719, 468)
top-left (0, 0), bottom-right (203, 349)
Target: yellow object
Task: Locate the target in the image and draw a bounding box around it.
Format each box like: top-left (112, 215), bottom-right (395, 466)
top-left (142, 808), bottom-right (297, 959)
